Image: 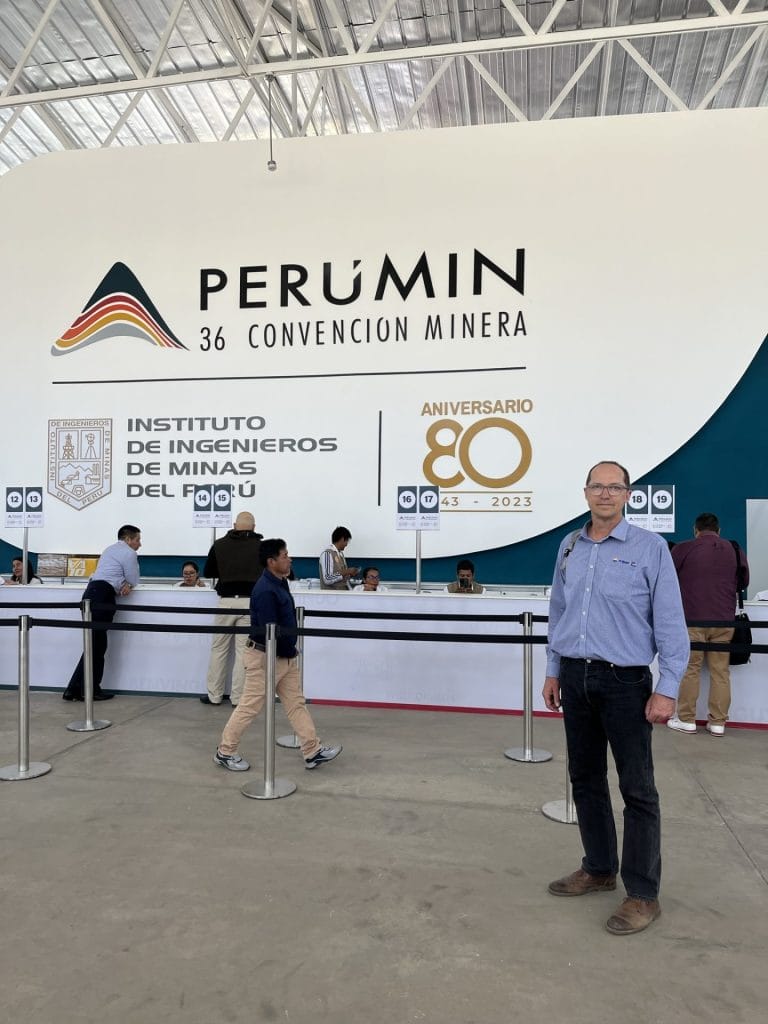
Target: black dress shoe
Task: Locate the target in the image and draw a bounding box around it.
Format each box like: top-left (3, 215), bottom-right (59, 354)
top-left (62, 691), bottom-right (83, 702)
top-left (93, 691), bottom-right (115, 701)
top-left (199, 695), bottom-right (222, 705)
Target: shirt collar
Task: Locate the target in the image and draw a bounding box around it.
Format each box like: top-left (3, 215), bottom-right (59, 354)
top-left (583, 517), bottom-right (629, 542)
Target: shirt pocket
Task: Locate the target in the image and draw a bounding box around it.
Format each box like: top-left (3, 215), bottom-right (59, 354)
top-left (599, 560), bottom-right (640, 601)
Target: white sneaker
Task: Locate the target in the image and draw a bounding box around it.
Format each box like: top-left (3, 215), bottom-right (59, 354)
top-left (213, 748), bottom-right (250, 771)
top-left (667, 716), bottom-right (696, 734)
top-left (304, 745), bottom-right (342, 770)
top-left (706, 722), bottom-right (725, 736)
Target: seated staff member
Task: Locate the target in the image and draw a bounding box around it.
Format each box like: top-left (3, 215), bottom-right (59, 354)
top-left (446, 559), bottom-right (484, 594)
top-left (175, 561), bottom-right (209, 588)
top-left (62, 524), bottom-right (142, 702)
top-left (355, 567), bottom-right (386, 592)
top-left (3, 557), bottom-right (43, 585)
top-left (214, 538), bottom-right (342, 772)
top-left (319, 526), bottom-right (359, 590)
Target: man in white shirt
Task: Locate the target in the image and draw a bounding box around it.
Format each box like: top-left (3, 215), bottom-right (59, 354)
top-left (62, 524), bottom-right (141, 702)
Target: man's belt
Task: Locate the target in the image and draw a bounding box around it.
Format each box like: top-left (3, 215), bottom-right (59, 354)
top-left (561, 656), bottom-right (646, 672)
top-left (245, 638), bottom-right (295, 660)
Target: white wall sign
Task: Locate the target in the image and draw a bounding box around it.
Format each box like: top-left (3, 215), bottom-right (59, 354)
top-left (396, 486), bottom-right (418, 530)
top-left (418, 485), bottom-right (440, 531)
top-left (626, 487), bottom-right (650, 529)
top-left (5, 486), bottom-right (44, 529)
top-left (396, 485), bottom-right (441, 531)
top-left (626, 485), bottom-right (676, 533)
top-left (192, 484), bottom-right (232, 529)
top-left (1, 110), bottom-right (766, 556)
top-left (649, 485), bottom-right (675, 534)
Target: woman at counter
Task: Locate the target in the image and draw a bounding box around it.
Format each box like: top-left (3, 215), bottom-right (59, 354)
top-left (3, 557), bottom-right (43, 585)
top-left (175, 561), bottom-right (209, 588)
top-left (354, 567), bottom-right (386, 592)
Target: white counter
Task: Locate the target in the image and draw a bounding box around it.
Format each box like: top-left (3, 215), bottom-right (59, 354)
top-left (1, 585), bottom-right (765, 725)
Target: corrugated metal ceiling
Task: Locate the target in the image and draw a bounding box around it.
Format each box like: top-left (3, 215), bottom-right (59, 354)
top-left (0, 0), bottom-right (766, 173)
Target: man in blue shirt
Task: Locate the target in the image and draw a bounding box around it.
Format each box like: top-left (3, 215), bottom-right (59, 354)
top-left (62, 524), bottom-right (141, 701)
top-left (214, 538), bottom-right (342, 772)
top-left (543, 462), bottom-right (689, 935)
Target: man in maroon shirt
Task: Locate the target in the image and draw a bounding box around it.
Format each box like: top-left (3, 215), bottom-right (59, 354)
top-left (668, 513), bottom-right (749, 736)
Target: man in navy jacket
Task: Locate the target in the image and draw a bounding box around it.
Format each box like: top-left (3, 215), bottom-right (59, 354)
top-left (213, 538), bottom-right (342, 772)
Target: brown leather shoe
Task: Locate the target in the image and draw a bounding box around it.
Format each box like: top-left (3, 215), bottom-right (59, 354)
top-left (548, 868), bottom-right (617, 897)
top-left (606, 897), bottom-right (661, 935)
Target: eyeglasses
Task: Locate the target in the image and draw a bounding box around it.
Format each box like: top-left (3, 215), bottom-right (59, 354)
top-left (365, 575), bottom-right (380, 581)
top-left (182, 571), bottom-right (198, 577)
top-left (585, 484), bottom-right (629, 496)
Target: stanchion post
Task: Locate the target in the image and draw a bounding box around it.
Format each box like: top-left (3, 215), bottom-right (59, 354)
top-left (22, 527), bottom-right (29, 584)
top-left (504, 611), bottom-right (552, 764)
top-left (542, 752), bottom-right (578, 824)
top-left (277, 606), bottom-right (302, 749)
top-left (0, 615), bottom-right (52, 780)
top-left (67, 599), bottom-right (111, 733)
top-left (241, 623), bottom-right (296, 800)
top-left (415, 530), bottom-right (422, 593)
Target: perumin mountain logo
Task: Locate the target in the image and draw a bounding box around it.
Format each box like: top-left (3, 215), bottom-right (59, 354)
top-left (51, 262), bottom-right (187, 356)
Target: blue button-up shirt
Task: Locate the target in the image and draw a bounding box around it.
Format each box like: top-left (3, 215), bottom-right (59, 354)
top-left (250, 569), bottom-right (298, 659)
top-left (91, 540), bottom-right (140, 594)
top-left (546, 518), bottom-right (689, 699)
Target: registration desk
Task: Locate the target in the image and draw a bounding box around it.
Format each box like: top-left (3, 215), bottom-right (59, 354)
top-left (1, 585), bottom-right (765, 725)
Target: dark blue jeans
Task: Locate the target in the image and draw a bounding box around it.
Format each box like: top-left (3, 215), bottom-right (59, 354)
top-left (559, 657), bottom-right (661, 901)
top-left (65, 579), bottom-right (117, 697)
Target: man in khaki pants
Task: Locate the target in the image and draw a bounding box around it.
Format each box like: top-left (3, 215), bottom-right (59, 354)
top-left (201, 511), bottom-right (262, 706)
top-left (668, 513), bottom-right (749, 737)
top-left (213, 538), bottom-right (342, 772)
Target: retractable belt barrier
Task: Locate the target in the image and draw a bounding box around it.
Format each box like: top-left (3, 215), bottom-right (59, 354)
top-left (0, 607), bottom-right (551, 793)
top-left (1, 605), bottom-right (765, 798)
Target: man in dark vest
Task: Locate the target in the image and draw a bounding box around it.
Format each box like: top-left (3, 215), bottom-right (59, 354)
top-left (319, 526), bottom-right (359, 590)
top-left (201, 511), bottom-right (263, 706)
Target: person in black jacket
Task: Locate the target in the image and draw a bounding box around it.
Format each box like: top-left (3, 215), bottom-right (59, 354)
top-left (213, 538), bottom-right (342, 772)
top-left (201, 511), bottom-right (263, 706)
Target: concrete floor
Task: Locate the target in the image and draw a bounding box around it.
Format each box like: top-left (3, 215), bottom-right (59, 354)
top-left (1, 691), bottom-right (766, 1024)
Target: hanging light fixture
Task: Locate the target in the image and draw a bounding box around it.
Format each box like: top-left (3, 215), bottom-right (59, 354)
top-left (266, 74), bottom-right (277, 171)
